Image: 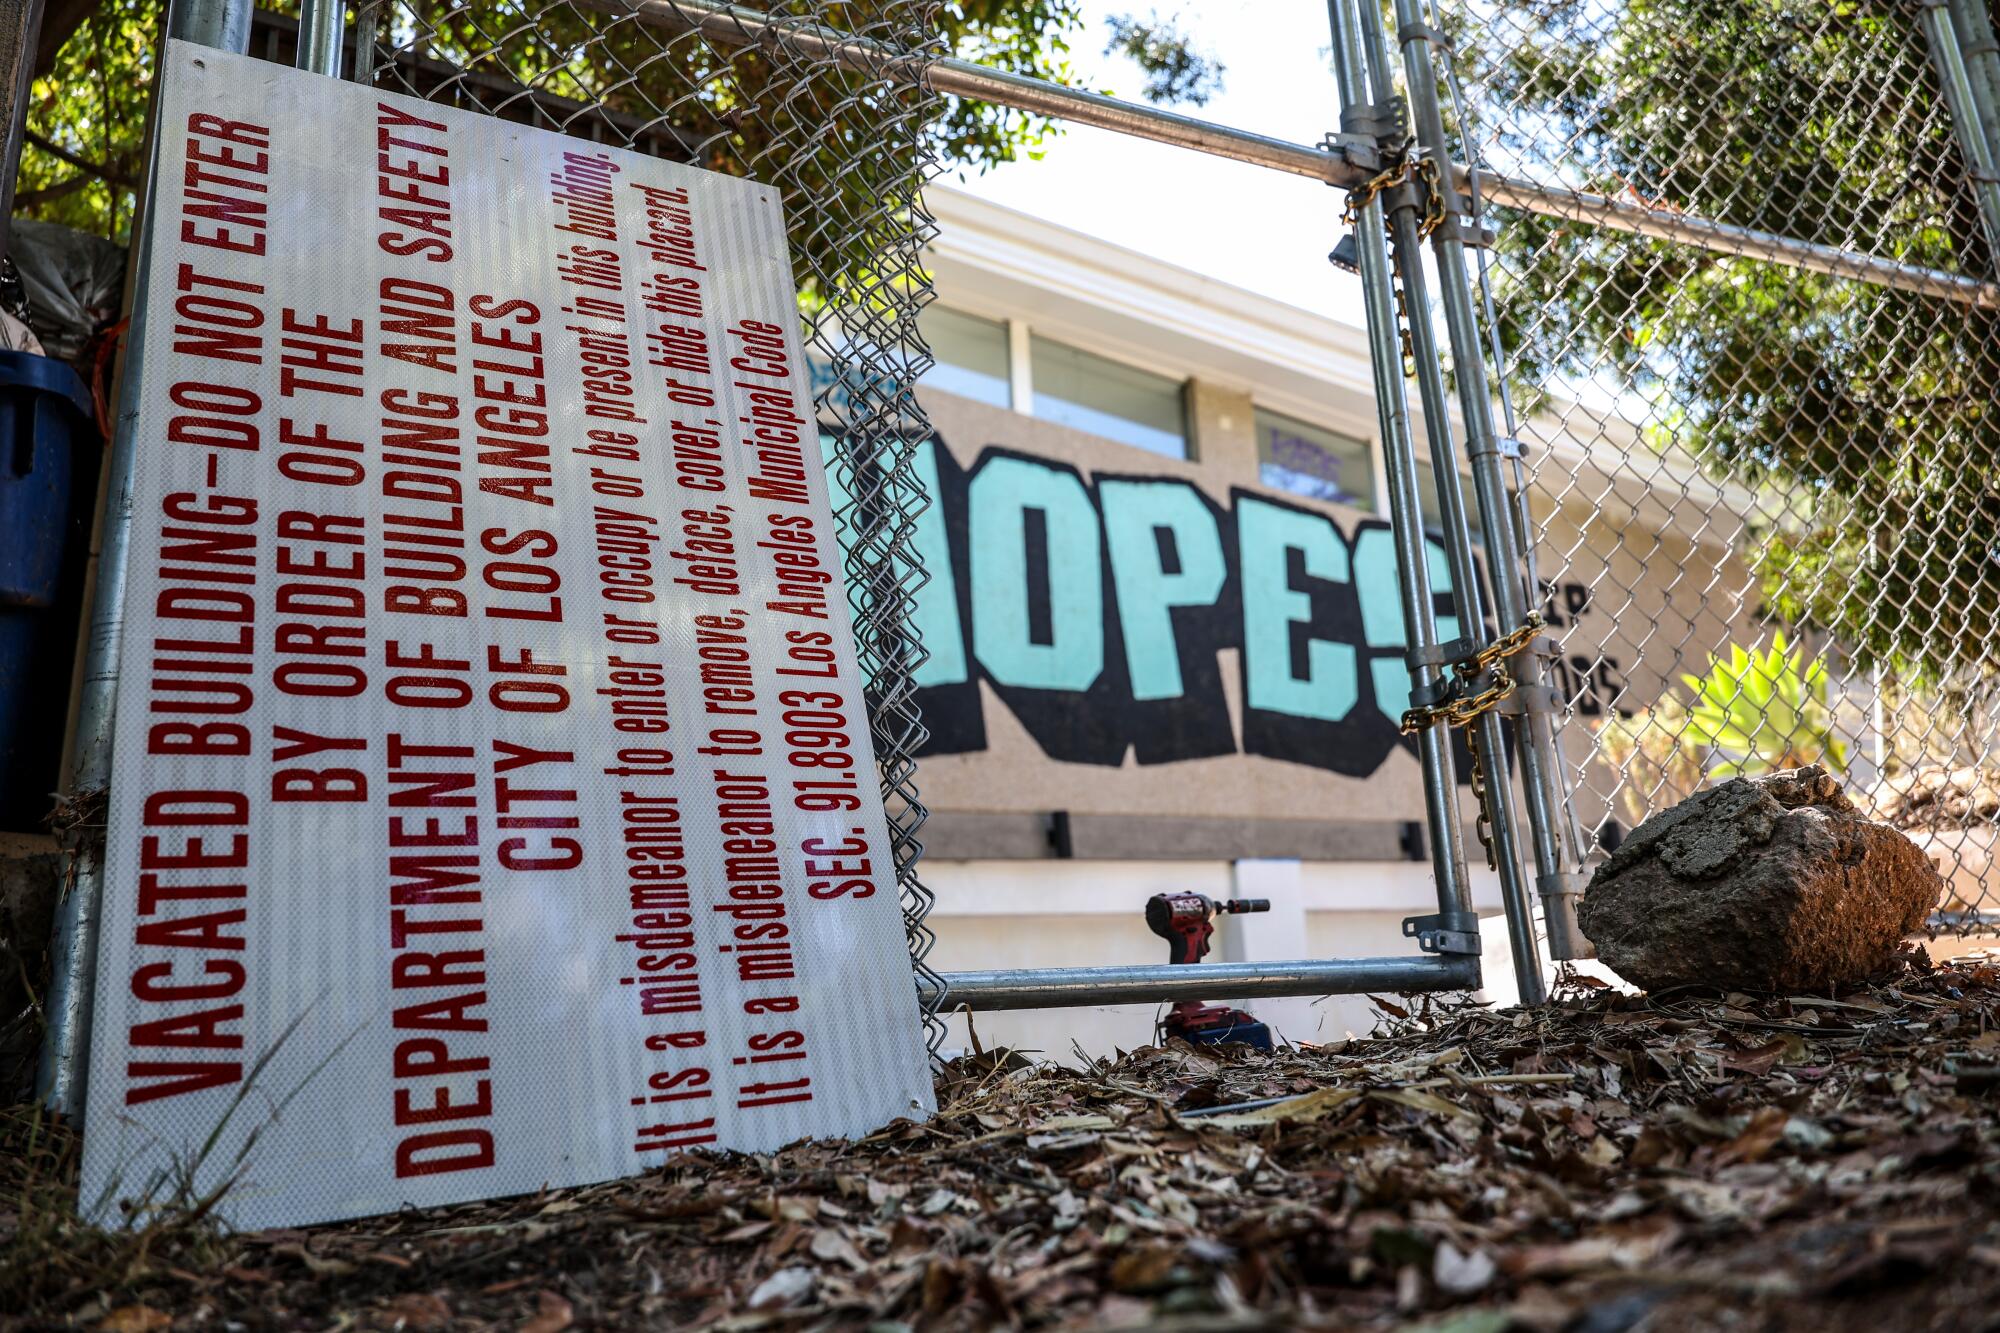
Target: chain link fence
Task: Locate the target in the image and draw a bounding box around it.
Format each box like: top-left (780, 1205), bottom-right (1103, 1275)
top-left (187, 0), bottom-right (2000, 986)
top-left (353, 0), bottom-right (954, 1045)
top-left (20, 0), bottom-right (2000, 1086)
top-left (1423, 0), bottom-right (2000, 932)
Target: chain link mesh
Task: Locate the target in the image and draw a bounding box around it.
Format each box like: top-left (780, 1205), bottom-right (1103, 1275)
top-left (355, 0), bottom-right (950, 1046)
top-left (106, 0), bottom-right (2000, 1023)
top-left (1423, 0), bottom-right (2000, 932)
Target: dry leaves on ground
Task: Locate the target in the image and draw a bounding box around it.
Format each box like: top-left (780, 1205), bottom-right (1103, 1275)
top-left (8, 959), bottom-right (2000, 1330)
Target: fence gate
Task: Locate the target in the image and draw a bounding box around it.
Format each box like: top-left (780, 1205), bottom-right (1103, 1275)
top-left (1416, 0), bottom-right (2000, 938)
top-left (29, 0), bottom-right (2000, 1113)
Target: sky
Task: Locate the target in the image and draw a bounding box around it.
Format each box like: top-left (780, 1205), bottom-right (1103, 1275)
top-left (942, 2), bottom-right (1372, 328)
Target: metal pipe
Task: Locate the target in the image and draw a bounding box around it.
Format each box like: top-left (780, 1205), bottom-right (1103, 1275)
top-left (168, 0), bottom-right (253, 51)
top-left (1470, 173), bottom-right (1997, 308)
top-left (37, 0), bottom-right (256, 1118)
top-left (1389, 0), bottom-right (1586, 963)
top-left (0, 0), bottom-right (45, 259)
top-left (1946, 0), bottom-right (2000, 273)
top-left (296, 0), bottom-right (345, 78)
top-left (351, 1), bottom-right (381, 83)
top-left (583, 0), bottom-right (1354, 184)
top-left (1921, 0), bottom-right (2000, 268)
top-left (922, 954), bottom-right (1481, 1011)
top-left (1324, 0), bottom-right (1472, 925)
top-left (1949, 0), bottom-right (2000, 168)
top-left (590, 0), bottom-right (2000, 308)
top-left (1349, 0), bottom-right (1545, 1002)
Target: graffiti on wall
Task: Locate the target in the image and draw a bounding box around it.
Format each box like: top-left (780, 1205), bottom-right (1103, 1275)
top-left (823, 436), bottom-right (1628, 777)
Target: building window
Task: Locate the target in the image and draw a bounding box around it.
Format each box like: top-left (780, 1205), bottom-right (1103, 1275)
top-left (1029, 334), bottom-right (1189, 458)
top-left (920, 305), bottom-right (1011, 408)
top-left (1254, 408), bottom-right (1374, 509)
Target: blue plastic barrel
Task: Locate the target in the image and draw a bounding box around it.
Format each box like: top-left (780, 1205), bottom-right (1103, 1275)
top-left (0, 349), bottom-right (100, 831)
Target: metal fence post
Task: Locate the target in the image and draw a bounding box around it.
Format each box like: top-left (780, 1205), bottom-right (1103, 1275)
top-left (36, 0), bottom-right (256, 1117)
top-left (1385, 0), bottom-right (1591, 962)
top-left (1323, 0), bottom-right (1478, 957)
top-left (0, 0), bottom-right (46, 259)
top-left (1948, 0), bottom-right (2000, 166)
top-left (297, 0), bottom-right (346, 78)
top-left (1921, 0), bottom-right (2000, 268)
top-left (1946, 0), bottom-right (2000, 274)
top-left (1346, 0), bottom-right (1547, 1001)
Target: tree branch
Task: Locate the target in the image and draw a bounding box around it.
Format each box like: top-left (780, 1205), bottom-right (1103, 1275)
top-left (32, 0), bottom-right (99, 80)
top-left (22, 127), bottom-right (135, 191)
top-left (14, 174), bottom-right (94, 207)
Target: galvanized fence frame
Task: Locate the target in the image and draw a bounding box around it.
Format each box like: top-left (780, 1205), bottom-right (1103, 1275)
top-left (25, 0), bottom-right (2000, 1112)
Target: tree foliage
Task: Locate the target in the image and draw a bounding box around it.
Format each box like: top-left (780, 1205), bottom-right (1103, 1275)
top-left (17, 0), bottom-right (1239, 366)
top-left (1103, 10), bottom-right (1223, 106)
top-left (18, 0), bottom-right (157, 241)
top-left (19, 2), bottom-right (1229, 249)
top-left (1457, 0), bottom-right (2000, 678)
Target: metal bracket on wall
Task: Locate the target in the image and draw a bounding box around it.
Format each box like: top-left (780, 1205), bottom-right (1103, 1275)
top-left (1407, 636), bottom-right (1477, 670)
top-left (1319, 131), bottom-right (1387, 175)
top-left (1046, 810), bottom-right (1074, 859)
top-left (1539, 869), bottom-right (1592, 901)
top-left (1396, 20), bottom-right (1454, 51)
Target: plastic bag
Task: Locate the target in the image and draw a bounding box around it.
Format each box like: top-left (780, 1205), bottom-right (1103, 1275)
top-left (7, 217), bottom-right (127, 366)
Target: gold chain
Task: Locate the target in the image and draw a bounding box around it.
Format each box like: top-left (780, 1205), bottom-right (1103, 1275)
top-left (1465, 722), bottom-right (1495, 868)
top-left (1398, 610), bottom-right (1545, 736)
top-left (1354, 154), bottom-right (1446, 379)
top-left (1398, 611), bottom-right (1545, 869)
top-left (1465, 611), bottom-right (1544, 676)
top-left (1342, 152), bottom-right (1448, 241)
top-left (1411, 156), bottom-right (1447, 239)
top-left (1343, 158), bottom-right (1414, 227)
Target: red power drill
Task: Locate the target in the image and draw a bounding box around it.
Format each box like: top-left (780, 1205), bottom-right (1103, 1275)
top-left (1144, 893), bottom-right (1275, 1050)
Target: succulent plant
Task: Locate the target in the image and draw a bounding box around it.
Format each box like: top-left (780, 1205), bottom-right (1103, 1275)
top-left (1680, 633), bottom-right (1848, 780)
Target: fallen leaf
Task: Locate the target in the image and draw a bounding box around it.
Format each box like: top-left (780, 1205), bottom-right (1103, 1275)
top-left (1720, 1106), bottom-right (1790, 1163)
top-left (1108, 1242), bottom-right (1181, 1293)
top-left (1371, 1087), bottom-right (1477, 1119)
top-left (1201, 1087), bottom-right (1359, 1126)
top-left (1719, 1039), bottom-right (1788, 1077)
top-left (99, 1308), bottom-right (172, 1333)
top-left (747, 1267), bottom-right (816, 1310)
top-left (1433, 1241), bottom-right (1497, 1295)
top-left (808, 1227), bottom-right (866, 1271)
top-left (273, 1243), bottom-right (357, 1277)
top-left (379, 1292), bottom-right (452, 1330)
top-left (518, 1290), bottom-right (573, 1333)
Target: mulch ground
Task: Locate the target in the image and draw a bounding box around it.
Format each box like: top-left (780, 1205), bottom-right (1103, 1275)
top-left (8, 958), bottom-right (2000, 1331)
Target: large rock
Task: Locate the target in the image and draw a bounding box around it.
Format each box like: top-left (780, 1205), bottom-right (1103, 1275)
top-left (1579, 766), bottom-right (1942, 992)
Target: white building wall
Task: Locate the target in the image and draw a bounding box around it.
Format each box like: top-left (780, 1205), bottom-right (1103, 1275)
top-left (923, 857), bottom-right (1525, 1061)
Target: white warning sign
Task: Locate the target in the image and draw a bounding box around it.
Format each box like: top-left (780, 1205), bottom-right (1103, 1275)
top-left (80, 42), bottom-right (934, 1229)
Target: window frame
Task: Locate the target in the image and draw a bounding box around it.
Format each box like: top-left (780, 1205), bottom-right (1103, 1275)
top-left (1250, 405), bottom-right (1379, 511)
top-left (1023, 330), bottom-right (1193, 460)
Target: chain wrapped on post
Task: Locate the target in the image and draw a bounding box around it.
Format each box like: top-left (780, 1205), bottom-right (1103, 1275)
top-left (1334, 122), bottom-right (1442, 372)
top-left (1398, 610), bottom-right (1546, 869)
top-left (1399, 610), bottom-right (1546, 734)
top-left (1342, 147), bottom-right (1447, 240)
